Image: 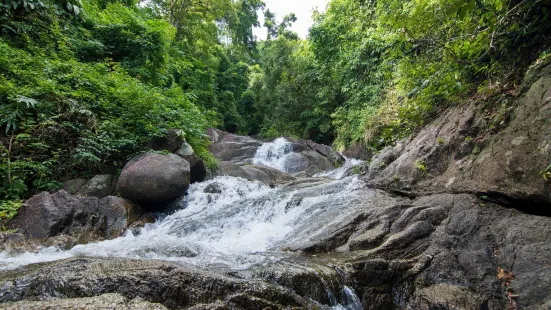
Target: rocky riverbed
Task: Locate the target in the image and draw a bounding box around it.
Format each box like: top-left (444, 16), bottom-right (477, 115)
top-left (1, 63), bottom-right (551, 309)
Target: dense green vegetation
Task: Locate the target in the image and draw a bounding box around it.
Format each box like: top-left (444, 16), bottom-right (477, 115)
top-left (2, 0), bottom-right (550, 219)
top-left (0, 0), bottom-right (263, 216)
top-left (250, 0), bottom-right (551, 148)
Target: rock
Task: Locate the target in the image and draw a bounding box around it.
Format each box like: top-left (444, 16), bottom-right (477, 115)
top-left (204, 182), bottom-right (223, 194)
top-left (76, 174), bottom-right (114, 198)
top-left (116, 153), bottom-right (190, 205)
top-left (5, 191), bottom-right (153, 245)
top-left (281, 153), bottom-right (310, 174)
top-left (1, 293), bottom-right (167, 309)
top-left (0, 258), bottom-right (315, 309)
top-left (6, 191), bottom-right (74, 238)
top-left (98, 196), bottom-right (148, 238)
top-left (282, 151), bottom-right (334, 176)
top-left (208, 128), bottom-right (263, 164)
top-left (128, 213), bottom-right (156, 230)
top-left (176, 141), bottom-right (207, 183)
top-left (62, 178), bottom-right (88, 194)
top-left (147, 130), bottom-right (207, 184)
top-left (208, 130), bottom-right (344, 174)
top-left (278, 190), bottom-right (551, 309)
top-left (408, 284), bottom-right (489, 310)
top-left (207, 128), bottom-right (221, 143)
top-left (146, 129), bottom-right (184, 153)
top-left (290, 142), bottom-right (308, 153)
top-left (175, 140), bottom-right (195, 157)
top-left (365, 63), bottom-right (551, 206)
top-left (343, 141), bottom-right (373, 160)
top-left (286, 138), bottom-right (345, 167)
top-left (304, 139), bottom-right (345, 167)
top-left (366, 139), bottom-right (408, 180)
top-left (218, 161), bottom-right (296, 186)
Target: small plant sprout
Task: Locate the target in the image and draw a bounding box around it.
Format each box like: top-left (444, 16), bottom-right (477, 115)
top-left (436, 137), bottom-right (445, 145)
top-left (541, 163), bottom-right (551, 181)
top-left (414, 160), bottom-right (427, 172)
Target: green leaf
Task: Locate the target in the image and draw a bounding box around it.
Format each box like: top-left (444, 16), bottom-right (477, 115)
top-left (14, 95), bottom-right (38, 107)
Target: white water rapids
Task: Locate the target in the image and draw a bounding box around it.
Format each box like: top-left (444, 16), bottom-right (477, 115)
top-left (0, 138), bottom-right (364, 309)
top-left (252, 137), bottom-right (294, 171)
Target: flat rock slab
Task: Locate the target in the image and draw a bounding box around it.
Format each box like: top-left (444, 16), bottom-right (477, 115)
top-left (0, 293), bottom-right (167, 310)
top-left (0, 257), bottom-right (314, 309)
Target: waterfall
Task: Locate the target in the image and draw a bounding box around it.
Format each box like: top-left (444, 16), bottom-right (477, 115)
top-left (0, 175), bottom-right (365, 271)
top-left (314, 157), bottom-right (363, 179)
top-left (252, 137), bottom-right (294, 171)
top-left (0, 138), bottom-right (364, 309)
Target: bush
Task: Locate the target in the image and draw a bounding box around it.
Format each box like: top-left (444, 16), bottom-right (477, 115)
top-left (0, 2), bottom-right (214, 201)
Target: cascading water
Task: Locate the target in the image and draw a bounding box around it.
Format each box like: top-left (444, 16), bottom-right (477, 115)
top-left (0, 138), bottom-right (364, 309)
top-left (0, 176), bottom-right (364, 270)
top-left (252, 137), bottom-right (294, 171)
top-left (314, 157), bottom-right (363, 179)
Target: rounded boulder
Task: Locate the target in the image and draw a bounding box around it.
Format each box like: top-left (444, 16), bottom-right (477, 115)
top-left (117, 153), bottom-right (190, 205)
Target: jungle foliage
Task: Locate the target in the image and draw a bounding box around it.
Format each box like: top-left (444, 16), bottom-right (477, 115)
top-left (0, 0), bottom-right (264, 214)
top-left (248, 0), bottom-right (551, 148)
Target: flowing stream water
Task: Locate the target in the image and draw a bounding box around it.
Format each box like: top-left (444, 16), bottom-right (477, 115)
top-left (0, 138), bottom-right (365, 309)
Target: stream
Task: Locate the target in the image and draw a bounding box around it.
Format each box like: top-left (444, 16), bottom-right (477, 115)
top-left (0, 138), bottom-right (365, 309)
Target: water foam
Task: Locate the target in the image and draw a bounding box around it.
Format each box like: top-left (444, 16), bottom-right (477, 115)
top-left (252, 137), bottom-right (294, 171)
top-left (0, 175), bottom-right (366, 271)
top-left (314, 157), bottom-right (364, 179)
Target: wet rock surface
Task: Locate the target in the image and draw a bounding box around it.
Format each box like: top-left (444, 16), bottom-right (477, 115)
top-left (208, 128), bottom-right (263, 164)
top-left (3, 189), bottom-right (551, 309)
top-left (1, 293), bottom-right (168, 310)
top-left (0, 258), bottom-right (315, 309)
top-left (2, 63), bottom-right (551, 310)
top-left (217, 161), bottom-right (296, 186)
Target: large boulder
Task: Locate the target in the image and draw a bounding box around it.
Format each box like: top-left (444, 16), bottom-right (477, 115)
top-left (287, 138), bottom-right (345, 168)
top-left (304, 139), bottom-right (345, 167)
top-left (146, 129), bottom-right (206, 183)
top-left (208, 128), bottom-right (263, 164)
top-left (6, 191), bottom-right (74, 238)
top-left (116, 153), bottom-right (190, 205)
top-left (76, 174), bottom-right (114, 198)
top-left (98, 196), bottom-right (150, 239)
top-left (218, 161), bottom-right (296, 186)
top-left (5, 191), bottom-right (151, 244)
top-left (282, 151), bottom-right (334, 176)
